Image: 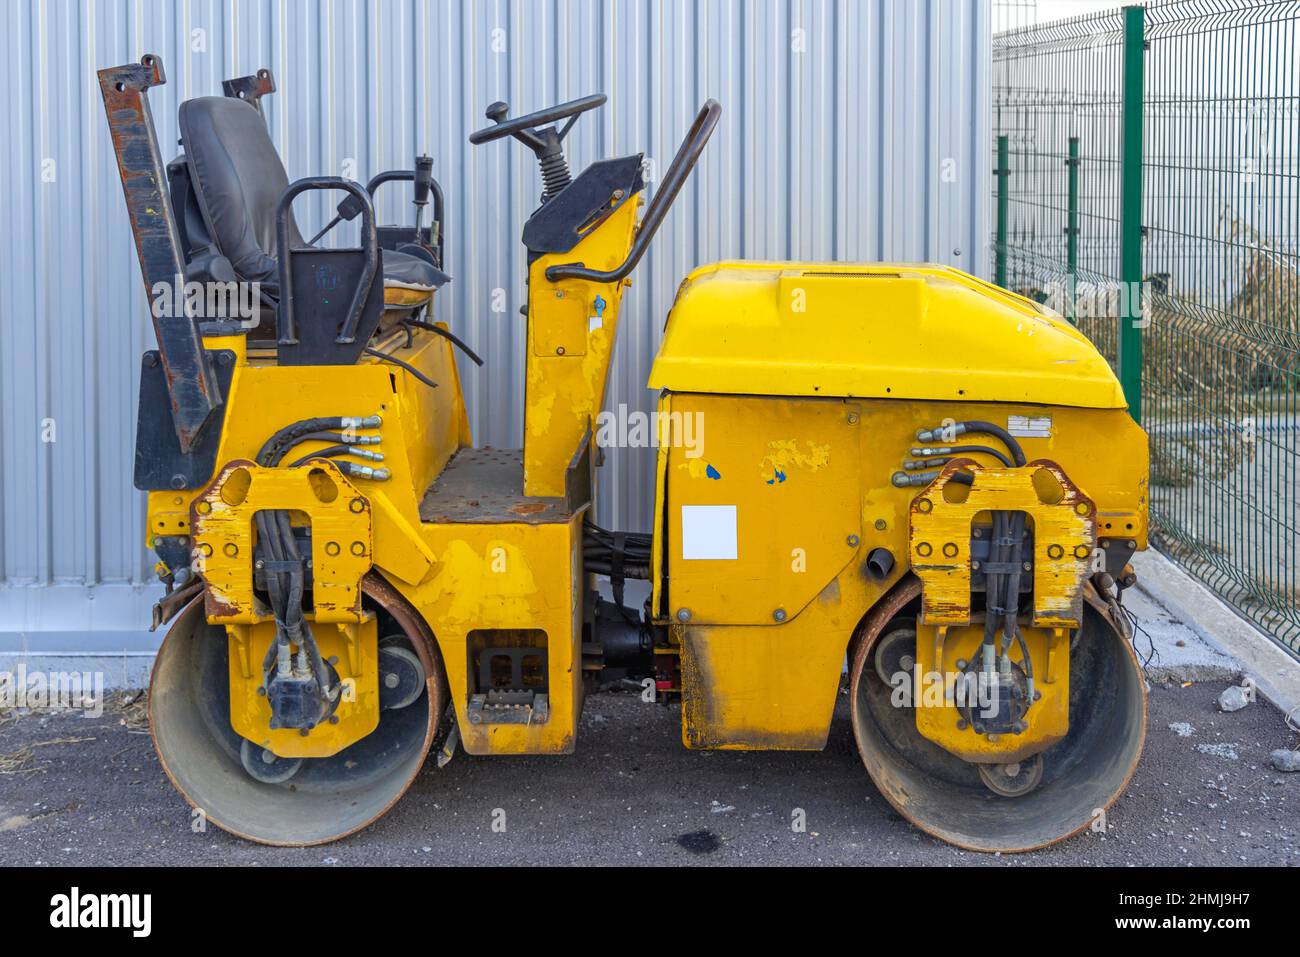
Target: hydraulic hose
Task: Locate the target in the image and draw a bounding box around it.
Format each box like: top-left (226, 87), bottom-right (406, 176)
top-left (916, 420), bottom-right (1026, 467)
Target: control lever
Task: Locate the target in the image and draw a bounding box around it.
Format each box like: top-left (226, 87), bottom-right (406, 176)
top-left (413, 154), bottom-right (434, 235)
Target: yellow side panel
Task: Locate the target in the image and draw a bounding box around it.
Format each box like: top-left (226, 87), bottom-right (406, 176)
top-left (396, 515), bottom-right (584, 756)
top-left (663, 394), bottom-right (861, 625)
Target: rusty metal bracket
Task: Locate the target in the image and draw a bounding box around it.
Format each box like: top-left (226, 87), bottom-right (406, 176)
top-left (98, 54), bottom-right (221, 453)
top-left (191, 460), bottom-right (373, 625)
top-left (909, 459), bottom-right (1096, 629)
top-left (221, 68), bottom-right (276, 120)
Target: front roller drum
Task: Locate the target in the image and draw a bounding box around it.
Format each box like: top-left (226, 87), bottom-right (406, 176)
top-left (149, 574), bottom-right (446, 846)
top-left (849, 581), bottom-right (1146, 853)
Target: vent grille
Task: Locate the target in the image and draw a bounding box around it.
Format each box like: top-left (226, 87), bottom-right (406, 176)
top-left (800, 271), bottom-right (902, 278)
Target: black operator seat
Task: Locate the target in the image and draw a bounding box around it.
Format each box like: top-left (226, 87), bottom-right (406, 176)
top-left (175, 95), bottom-right (446, 314)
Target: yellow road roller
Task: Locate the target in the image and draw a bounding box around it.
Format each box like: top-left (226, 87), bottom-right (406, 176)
top-left (100, 55), bottom-right (1148, 852)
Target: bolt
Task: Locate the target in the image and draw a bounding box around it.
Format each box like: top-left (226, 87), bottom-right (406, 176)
top-left (676, 608), bottom-right (692, 623)
top-left (349, 497), bottom-right (366, 513)
top-left (325, 542), bottom-right (341, 556)
top-left (987, 733), bottom-right (1000, 743)
top-left (1022, 561), bottom-right (1032, 572)
top-left (846, 534), bottom-right (860, 547)
top-left (916, 542), bottom-right (932, 557)
top-left (470, 712), bottom-right (482, 724)
top-left (224, 543), bottom-right (238, 557)
top-left (556, 346), bottom-right (566, 355)
top-left (972, 560), bottom-right (981, 571)
top-left (847, 412), bottom-right (859, 424)
top-left (773, 608), bottom-right (787, 622)
top-left (972, 528), bottom-right (982, 538)
top-left (874, 519), bottom-right (887, 531)
top-left (170, 474), bottom-right (187, 490)
top-left (350, 541), bottom-right (366, 556)
top-left (143, 352), bottom-right (159, 367)
top-left (956, 719), bottom-right (969, 730)
top-left (1127, 539), bottom-right (1136, 549)
top-left (956, 659), bottom-right (968, 670)
top-left (329, 715), bottom-right (340, 725)
top-left (385, 673), bottom-right (400, 689)
top-left (256, 686), bottom-right (266, 696)
top-left (217, 351), bottom-right (234, 366)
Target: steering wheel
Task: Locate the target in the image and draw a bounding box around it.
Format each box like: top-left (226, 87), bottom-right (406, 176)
top-left (469, 94), bottom-right (606, 148)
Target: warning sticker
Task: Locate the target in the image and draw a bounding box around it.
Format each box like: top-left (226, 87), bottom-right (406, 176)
top-left (1008, 415), bottom-right (1052, 438)
top-left (681, 505), bottom-right (738, 560)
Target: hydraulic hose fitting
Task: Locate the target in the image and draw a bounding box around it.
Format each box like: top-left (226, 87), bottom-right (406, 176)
top-left (338, 464), bottom-right (392, 481)
top-left (342, 414), bottom-right (383, 430)
top-left (916, 424), bottom-right (965, 444)
top-left (893, 469), bottom-right (942, 487)
top-left (903, 457), bottom-right (951, 471)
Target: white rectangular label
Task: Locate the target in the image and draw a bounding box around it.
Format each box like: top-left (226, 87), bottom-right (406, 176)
top-left (681, 505), bottom-right (738, 560)
top-left (1008, 414), bottom-right (1052, 438)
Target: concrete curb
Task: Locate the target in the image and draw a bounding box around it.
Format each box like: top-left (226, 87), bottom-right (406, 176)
top-left (1132, 549), bottom-right (1300, 716)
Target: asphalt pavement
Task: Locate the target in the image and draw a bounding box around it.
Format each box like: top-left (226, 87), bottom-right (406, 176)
top-left (0, 680), bottom-right (1297, 866)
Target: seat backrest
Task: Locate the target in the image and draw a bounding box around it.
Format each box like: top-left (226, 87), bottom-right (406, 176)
top-left (178, 96), bottom-right (303, 290)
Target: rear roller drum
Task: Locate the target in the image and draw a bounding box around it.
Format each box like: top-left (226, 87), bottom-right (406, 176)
top-left (149, 577), bottom-right (446, 846)
top-left (849, 582), bottom-right (1146, 852)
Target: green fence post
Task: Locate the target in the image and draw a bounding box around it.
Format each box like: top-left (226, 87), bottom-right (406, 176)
top-left (995, 134), bottom-right (1009, 289)
top-left (1064, 135), bottom-right (1079, 324)
top-left (1119, 5), bottom-right (1145, 421)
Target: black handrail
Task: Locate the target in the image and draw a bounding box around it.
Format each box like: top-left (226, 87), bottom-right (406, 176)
top-left (275, 177), bottom-right (379, 346)
top-left (545, 99), bottom-right (721, 284)
top-left (366, 168), bottom-right (446, 269)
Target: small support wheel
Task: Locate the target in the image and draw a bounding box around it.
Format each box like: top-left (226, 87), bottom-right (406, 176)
top-left (873, 623), bottom-right (917, 688)
top-left (378, 643), bottom-right (426, 711)
top-left (239, 738), bottom-right (303, 785)
top-left (977, 753), bottom-right (1044, 798)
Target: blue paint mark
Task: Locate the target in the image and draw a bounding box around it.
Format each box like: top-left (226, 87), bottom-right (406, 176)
top-left (705, 464), bottom-right (721, 480)
top-left (593, 295), bottom-right (607, 318)
top-left (766, 469), bottom-right (787, 485)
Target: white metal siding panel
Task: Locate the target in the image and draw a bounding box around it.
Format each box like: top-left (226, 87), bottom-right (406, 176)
top-left (0, 0), bottom-right (989, 645)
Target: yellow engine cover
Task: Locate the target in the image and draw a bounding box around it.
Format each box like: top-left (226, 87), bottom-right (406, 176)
top-left (648, 262), bottom-right (1126, 409)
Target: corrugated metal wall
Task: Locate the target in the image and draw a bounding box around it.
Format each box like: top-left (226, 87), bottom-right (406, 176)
top-left (0, 0), bottom-right (990, 650)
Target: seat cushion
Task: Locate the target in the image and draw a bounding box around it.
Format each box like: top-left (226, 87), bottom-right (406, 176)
top-left (179, 97), bottom-right (302, 294)
top-left (382, 249), bottom-right (450, 308)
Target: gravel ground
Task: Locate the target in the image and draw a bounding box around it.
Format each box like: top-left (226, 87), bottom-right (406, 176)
top-left (0, 681), bottom-right (1297, 866)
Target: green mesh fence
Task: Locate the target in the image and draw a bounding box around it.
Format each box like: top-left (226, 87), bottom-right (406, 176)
top-left (993, 0), bottom-right (1300, 656)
